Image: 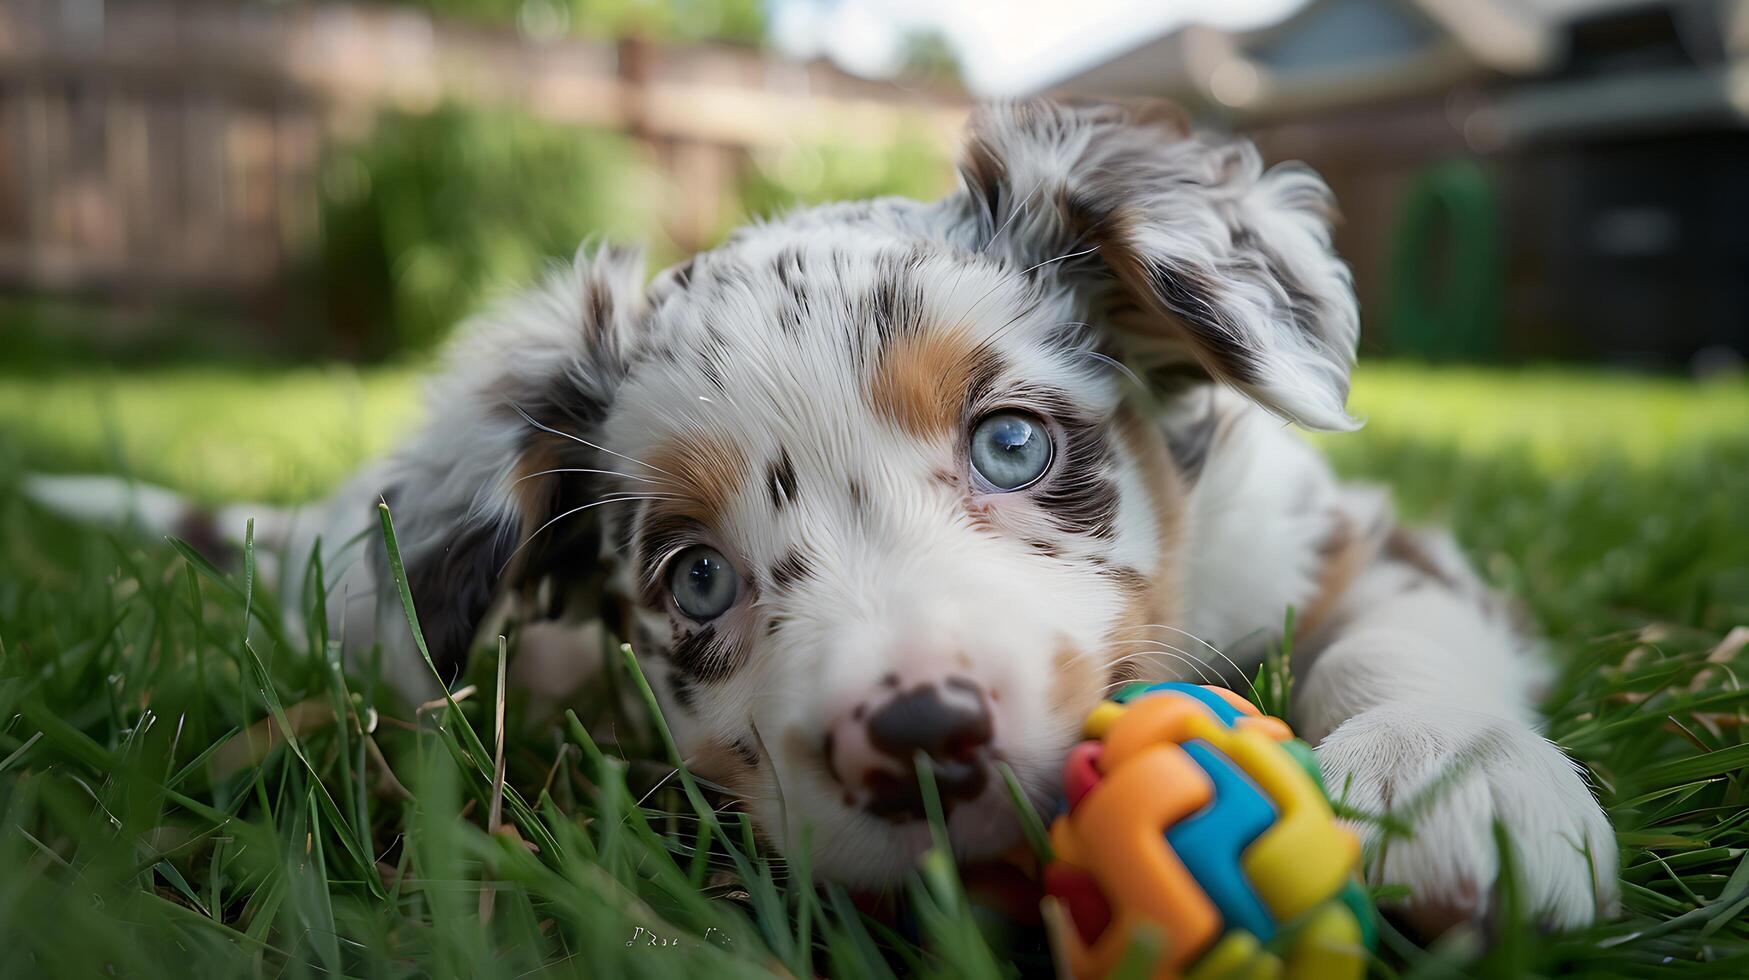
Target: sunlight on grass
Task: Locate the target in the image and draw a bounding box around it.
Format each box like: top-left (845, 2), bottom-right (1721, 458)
top-left (0, 364), bottom-right (423, 503)
top-left (1339, 363), bottom-right (1749, 471)
top-left (4, 362), bottom-right (1745, 506)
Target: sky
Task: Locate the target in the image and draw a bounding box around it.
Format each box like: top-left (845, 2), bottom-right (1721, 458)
top-left (768, 0), bottom-right (1313, 96)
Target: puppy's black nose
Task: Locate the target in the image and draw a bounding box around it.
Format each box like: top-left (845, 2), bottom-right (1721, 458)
top-left (831, 677), bottom-right (994, 821)
top-left (866, 678), bottom-right (993, 764)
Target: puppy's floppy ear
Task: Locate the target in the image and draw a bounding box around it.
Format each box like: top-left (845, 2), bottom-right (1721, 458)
top-left (944, 99), bottom-right (1360, 431)
top-left (374, 244), bottom-right (647, 684)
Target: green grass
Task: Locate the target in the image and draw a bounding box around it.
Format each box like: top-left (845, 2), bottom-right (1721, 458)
top-left (0, 364), bottom-right (423, 504)
top-left (2, 361), bottom-right (1748, 977)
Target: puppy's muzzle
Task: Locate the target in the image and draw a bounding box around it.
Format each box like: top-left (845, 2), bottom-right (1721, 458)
top-left (827, 674), bottom-right (994, 821)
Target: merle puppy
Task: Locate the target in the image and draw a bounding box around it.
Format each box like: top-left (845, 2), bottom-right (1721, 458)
top-left (37, 99), bottom-right (1616, 934)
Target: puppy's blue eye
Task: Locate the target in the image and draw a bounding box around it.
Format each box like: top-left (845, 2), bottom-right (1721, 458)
top-left (668, 546), bottom-right (740, 621)
top-left (969, 411), bottom-right (1053, 491)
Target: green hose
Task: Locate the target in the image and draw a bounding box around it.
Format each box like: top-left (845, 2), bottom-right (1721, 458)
top-left (1387, 161), bottom-right (1502, 361)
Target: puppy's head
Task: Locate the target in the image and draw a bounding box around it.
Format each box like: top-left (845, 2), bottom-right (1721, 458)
top-left (390, 101), bottom-right (1357, 886)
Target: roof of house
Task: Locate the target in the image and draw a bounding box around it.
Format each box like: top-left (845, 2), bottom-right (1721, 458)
top-left (1038, 0), bottom-right (1690, 117)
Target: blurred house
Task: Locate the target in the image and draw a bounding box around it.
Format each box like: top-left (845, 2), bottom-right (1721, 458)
top-left (0, 0), bottom-right (966, 354)
top-left (1043, 0), bottom-right (1749, 369)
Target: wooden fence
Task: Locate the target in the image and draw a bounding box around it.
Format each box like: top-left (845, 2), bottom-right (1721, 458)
top-left (0, 0), bottom-right (967, 306)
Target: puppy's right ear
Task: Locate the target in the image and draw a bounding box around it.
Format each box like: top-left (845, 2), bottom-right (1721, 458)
top-left (374, 244), bottom-right (648, 687)
top-left (933, 100), bottom-right (1360, 432)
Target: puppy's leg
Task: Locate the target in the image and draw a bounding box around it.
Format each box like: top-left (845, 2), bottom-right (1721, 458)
top-left (1294, 526), bottom-right (1617, 935)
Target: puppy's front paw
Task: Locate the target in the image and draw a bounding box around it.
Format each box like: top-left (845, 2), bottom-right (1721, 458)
top-left (1316, 702), bottom-right (1618, 936)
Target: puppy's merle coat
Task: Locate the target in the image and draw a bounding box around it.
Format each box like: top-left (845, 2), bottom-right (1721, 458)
top-left (41, 100), bottom-right (1617, 933)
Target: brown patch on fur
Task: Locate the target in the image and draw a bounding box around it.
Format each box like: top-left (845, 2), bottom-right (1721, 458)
top-left (509, 436), bottom-right (567, 537)
top-left (1048, 635), bottom-right (1104, 716)
top-left (1295, 512), bottom-right (1389, 640)
top-left (867, 325), bottom-right (991, 438)
top-left (965, 503), bottom-right (997, 534)
top-left (1061, 174), bottom-right (1263, 391)
top-left (1098, 564), bottom-right (1149, 596)
top-left (780, 725), bottom-right (838, 790)
top-left (1026, 537), bottom-right (1062, 558)
top-left (1098, 406), bottom-right (1188, 686)
top-left (1383, 526), bottom-right (1460, 591)
top-left (645, 432), bottom-right (750, 528)
top-left (685, 740), bottom-right (744, 781)
top-left (686, 739), bottom-right (761, 801)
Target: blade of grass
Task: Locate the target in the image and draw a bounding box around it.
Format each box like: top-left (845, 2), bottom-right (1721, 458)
top-left (997, 761), bottom-right (1052, 863)
top-left (480, 635), bottom-right (509, 924)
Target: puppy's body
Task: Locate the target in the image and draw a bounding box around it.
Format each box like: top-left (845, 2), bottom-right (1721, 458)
top-left (1171, 392), bottom-right (1615, 932)
top-left (35, 101), bottom-right (1616, 932)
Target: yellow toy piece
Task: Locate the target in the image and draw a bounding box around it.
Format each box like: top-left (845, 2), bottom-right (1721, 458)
top-left (1043, 683), bottom-right (1374, 979)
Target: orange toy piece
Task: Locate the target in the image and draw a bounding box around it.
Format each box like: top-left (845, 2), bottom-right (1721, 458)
top-left (1043, 683), bottom-right (1374, 980)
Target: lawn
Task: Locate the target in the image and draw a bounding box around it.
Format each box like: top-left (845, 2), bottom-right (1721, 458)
top-left (1, 361), bottom-right (1747, 978)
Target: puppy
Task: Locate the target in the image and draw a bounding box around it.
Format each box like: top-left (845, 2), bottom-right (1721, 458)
top-left (36, 100), bottom-right (1616, 933)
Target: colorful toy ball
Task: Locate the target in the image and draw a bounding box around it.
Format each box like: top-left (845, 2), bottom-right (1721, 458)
top-left (1043, 683), bottom-right (1375, 979)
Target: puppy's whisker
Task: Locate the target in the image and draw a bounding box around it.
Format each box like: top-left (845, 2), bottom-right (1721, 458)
top-left (950, 228), bottom-right (1099, 359)
top-left (1081, 348), bottom-right (1145, 390)
top-left (505, 399), bottom-right (677, 479)
top-left (1019, 242), bottom-right (1100, 279)
top-left (1096, 637), bottom-right (1211, 657)
top-left (1093, 656), bottom-right (1209, 696)
top-left (494, 494), bottom-right (671, 578)
top-left (1081, 639), bottom-right (1209, 674)
top-left (982, 177), bottom-right (1047, 254)
top-left (1097, 645), bottom-right (1207, 673)
top-left (1097, 642), bottom-right (1219, 686)
top-left (1137, 623), bottom-right (1265, 702)
top-left (1091, 658), bottom-right (1203, 696)
top-left (1135, 623), bottom-right (1231, 661)
top-left (1128, 637), bottom-right (1220, 678)
top-left (958, 226), bottom-right (1084, 333)
top-left (634, 767), bottom-right (680, 808)
top-left (651, 782), bottom-right (752, 807)
top-left (1095, 650), bottom-right (1217, 691)
top-left (511, 467), bottom-right (669, 487)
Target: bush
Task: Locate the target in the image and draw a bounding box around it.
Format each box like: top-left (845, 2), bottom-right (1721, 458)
top-left (736, 129), bottom-right (954, 225)
top-left (312, 106), bottom-right (662, 358)
top-left (310, 105), bottom-right (956, 359)
top-left (385, 0), bottom-right (766, 44)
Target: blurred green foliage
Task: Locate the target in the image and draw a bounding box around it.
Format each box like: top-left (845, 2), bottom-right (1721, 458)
top-left (896, 27), bottom-right (964, 87)
top-left (311, 106), bottom-right (663, 357)
top-left (0, 297), bottom-right (277, 370)
top-left (312, 106), bottom-right (953, 358)
top-left (384, 0), bottom-right (765, 43)
top-left (737, 130), bottom-right (955, 223)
